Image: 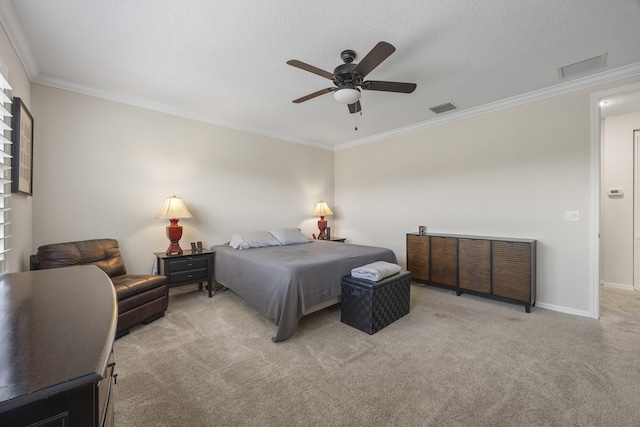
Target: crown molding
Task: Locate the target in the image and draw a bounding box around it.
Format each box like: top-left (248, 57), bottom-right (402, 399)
top-left (335, 61), bottom-right (640, 151)
top-left (0, 1), bottom-right (332, 151)
top-left (28, 61), bottom-right (640, 153)
top-left (32, 72), bottom-right (334, 151)
top-left (0, 0), bottom-right (39, 80)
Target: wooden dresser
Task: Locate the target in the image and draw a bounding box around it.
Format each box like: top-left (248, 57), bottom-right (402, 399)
top-left (0, 265), bottom-right (118, 426)
top-left (407, 232), bottom-right (536, 312)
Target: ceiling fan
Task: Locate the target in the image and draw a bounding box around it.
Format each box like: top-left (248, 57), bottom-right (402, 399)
top-left (287, 41), bottom-right (417, 114)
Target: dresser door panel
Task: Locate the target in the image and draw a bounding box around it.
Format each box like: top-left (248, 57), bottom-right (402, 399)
top-left (492, 241), bottom-right (531, 302)
top-left (406, 234), bottom-right (430, 281)
top-left (430, 236), bottom-right (457, 287)
top-left (458, 239), bottom-right (491, 293)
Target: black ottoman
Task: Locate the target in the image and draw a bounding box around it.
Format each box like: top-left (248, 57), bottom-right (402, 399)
top-left (340, 270), bottom-right (411, 335)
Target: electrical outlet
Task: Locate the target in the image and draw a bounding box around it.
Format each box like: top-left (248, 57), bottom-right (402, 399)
top-left (564, 211), bottom-right (579, 221)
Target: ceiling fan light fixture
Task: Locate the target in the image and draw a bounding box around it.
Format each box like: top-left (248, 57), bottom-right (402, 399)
top-left (288, 42), bottom-right (416, 113)
top-left (333, 87), bottom-right (361, 104)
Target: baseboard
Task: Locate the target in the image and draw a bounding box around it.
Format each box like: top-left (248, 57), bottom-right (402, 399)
top-left (534, 301), bottom-right (595, 319)
top-left (600, 281), bottom-right (635, 291)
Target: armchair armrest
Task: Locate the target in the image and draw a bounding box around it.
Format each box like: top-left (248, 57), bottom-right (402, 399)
top-left (30, 254), bottom-right (41, 271)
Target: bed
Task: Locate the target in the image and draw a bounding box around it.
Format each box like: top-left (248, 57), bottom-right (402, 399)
top-left (213, 232), bottom-right (397, 342)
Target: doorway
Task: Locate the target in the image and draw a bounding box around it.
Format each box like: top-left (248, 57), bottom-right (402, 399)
top-left (634, 128), bottom-right (640, 290)
top-left (596, 85), bottom-right (640, 316)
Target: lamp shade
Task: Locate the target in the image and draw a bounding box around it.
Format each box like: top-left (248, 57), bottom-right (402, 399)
top-left (333, 87), bottom-right (361, 104)
top-left (312, 201), bottom-right (334, 217)
top-left (155, 196), bottom-right (193, 219)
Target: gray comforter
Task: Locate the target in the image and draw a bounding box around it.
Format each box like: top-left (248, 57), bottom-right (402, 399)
top-left (213, 240), bottom-right (397, 342)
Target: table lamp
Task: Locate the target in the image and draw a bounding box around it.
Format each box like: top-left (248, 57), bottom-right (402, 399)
top-left (312, 200), bottom-right (334, 240)
top-left (156, 195), bottom-right (193, 255)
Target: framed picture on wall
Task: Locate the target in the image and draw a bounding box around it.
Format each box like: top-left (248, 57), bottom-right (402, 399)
top-left (11, 97), bottom-right (33, 195)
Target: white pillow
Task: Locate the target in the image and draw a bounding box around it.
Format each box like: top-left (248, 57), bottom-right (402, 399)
top-left (269, 228), bottom-right (310, 246)
top-left (229, 231), bottom-right (281, 250)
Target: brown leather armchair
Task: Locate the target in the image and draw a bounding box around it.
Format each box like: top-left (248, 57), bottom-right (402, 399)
top-left (31, 238), bottom-right (168, 338)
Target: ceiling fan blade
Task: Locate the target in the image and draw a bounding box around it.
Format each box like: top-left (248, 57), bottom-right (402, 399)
top-left (353, 41), bottom-right (396, 78)
top-left (348, 100), bottom-right (362, 114)
top-left (362, 80), bottom-right (417, 93)
top-left (292, 87), bottom-right (335, 103)
top-left (287, 60), bottom-right (334, 80)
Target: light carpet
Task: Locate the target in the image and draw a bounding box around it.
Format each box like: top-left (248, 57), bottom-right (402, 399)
top-left (113, 284), bottom-right (640, 426)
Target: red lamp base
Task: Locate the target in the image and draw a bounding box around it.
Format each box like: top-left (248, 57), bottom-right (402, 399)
top-left (317, 217), bottom-right (328, 240)
top-left (166, 219), bottom-right (184, 255)
top-left (166, 242), bottom-right (183, 255)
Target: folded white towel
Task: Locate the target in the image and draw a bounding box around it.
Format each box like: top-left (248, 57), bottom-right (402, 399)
top-left (351, 261), bottom-right (402, 282)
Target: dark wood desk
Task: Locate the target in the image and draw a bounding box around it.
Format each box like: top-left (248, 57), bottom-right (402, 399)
top-left (0, 266), bottom-right (118, 427)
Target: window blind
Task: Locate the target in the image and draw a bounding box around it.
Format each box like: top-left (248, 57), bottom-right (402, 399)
top-left (0, 62), bottom-right (12, 274)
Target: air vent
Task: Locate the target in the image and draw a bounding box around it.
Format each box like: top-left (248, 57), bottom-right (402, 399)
top-left (559, 53), bottom-right (607, 79)
top-left (430, 102), bottom-right (458, 114)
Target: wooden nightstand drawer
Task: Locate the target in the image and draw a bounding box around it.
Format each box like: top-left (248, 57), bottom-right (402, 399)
top-left (169, 267), bottom-right (208, 283)
top-left (167, 256), bottom-right (208, 272)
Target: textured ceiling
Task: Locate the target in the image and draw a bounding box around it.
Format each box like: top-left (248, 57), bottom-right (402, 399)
top-left (1, 0), bottom-right (640, 149)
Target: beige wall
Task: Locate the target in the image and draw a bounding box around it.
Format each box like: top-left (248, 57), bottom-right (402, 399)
top-left (31, 84), bottom-right (334, 274)
top-left (334, 84), bottom-right (637, 317)
top-left (0, 26), bottom-right (32, 272)
top-left (601, 111), bottom-right (640, 289)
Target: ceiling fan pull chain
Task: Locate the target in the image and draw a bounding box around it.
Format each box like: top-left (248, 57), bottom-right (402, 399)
top-left (354, 112), bottom-right (358, 131)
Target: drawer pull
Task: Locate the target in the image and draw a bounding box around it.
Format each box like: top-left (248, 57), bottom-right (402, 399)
top-left (187, 274), bottom-right (193, 278)
top-left (187, 263), bottom-right (193, 267)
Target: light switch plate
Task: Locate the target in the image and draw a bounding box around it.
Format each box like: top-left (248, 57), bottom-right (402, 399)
top-left (564, 211), bottom-right (579, 221)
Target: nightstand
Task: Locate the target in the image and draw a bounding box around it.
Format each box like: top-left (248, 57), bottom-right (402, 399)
top-left (313, 236), bottom-right (347, 243)
top-left (155, 249), bottom-right (215, 297)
